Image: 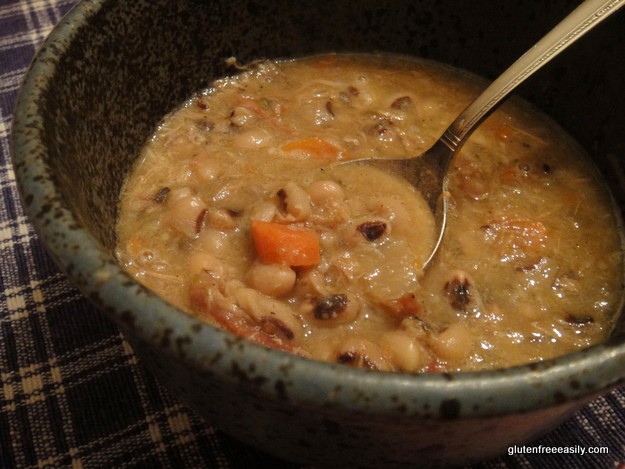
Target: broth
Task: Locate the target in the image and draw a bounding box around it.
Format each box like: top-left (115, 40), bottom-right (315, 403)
top-left (116, 54), bottom-right (623, 372)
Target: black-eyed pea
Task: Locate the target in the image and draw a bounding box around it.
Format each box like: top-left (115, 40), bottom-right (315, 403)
top-left (399, 316), bottom-right (431, 340)
top-left (312, 293), bottom-right (360, 325)
top-left (307, 180), bottom-right (345, 206)
top-left (233, 128), bottom-right (272, 149)
top-left (259, 315), bottom-right (295, 342)
top-left (343, 218), bottom-right (388, 246)
top-left (379, 331), bottom-right (425, 372)
top-left (277, 182), bottom-right (311, 221)
top-left (229, 105), bottom-right (256, 127)
top-left (206, 207), bottom-right (237, 231)
top-left (163, 194), bottom-right (207, 238)
top-left (430, 322), bottom-right (474, 362)
top-left (357, 220), bottom-right (389, 241)
top-left (249, 200), bottom-right (278, 222)
top-left (300, 98), bottom-right (335, 126)
top-left (233, 286), bottom-right (302, 340)
top-left (443, 270), bottom-right (486, 316)
top-left (247, 261), bottom-right (297, 297)
top-left (335, 338), bottom-right (394, 371)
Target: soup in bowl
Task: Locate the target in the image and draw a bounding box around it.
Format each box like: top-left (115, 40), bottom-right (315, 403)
top-left (116, 53), bottom-right (622, 373)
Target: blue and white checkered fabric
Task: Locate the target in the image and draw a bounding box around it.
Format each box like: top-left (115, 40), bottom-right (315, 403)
top-left (1, 1), bottom-right (624, 468)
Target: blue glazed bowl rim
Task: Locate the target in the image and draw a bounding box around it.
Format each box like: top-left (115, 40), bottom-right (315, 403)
top-left (11, 0), bottom-right (625, 420)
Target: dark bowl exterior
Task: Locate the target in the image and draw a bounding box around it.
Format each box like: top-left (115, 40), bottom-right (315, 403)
top-left (11, 0), bottom-right (625, 467)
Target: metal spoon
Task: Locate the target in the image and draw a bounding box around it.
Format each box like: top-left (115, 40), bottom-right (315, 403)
top-left (343, 0), bottom-right (624, 270)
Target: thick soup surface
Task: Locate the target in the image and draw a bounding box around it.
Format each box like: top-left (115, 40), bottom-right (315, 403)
top-left (116, 54), bottom-right (623, 372)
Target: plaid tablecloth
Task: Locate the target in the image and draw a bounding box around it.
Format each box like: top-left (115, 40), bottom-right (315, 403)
top-left (1, 1), bottom-right (625, 468)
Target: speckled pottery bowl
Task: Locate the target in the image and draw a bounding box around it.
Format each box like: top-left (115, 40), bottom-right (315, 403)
top-left (11, 0), bottom-right (625, 467)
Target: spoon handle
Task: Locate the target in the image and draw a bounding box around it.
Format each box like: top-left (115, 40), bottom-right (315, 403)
top-left (440, 0), bottom-right (625, 151)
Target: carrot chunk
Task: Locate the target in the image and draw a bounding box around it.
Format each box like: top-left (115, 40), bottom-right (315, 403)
top-left (282, 137), bottom-right (341, 160)
top-left (251, 220), bottom-right (320, 267)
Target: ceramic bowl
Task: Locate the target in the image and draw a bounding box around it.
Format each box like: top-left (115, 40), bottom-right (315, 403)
top-left (11, 0), bottom-right (625, 467)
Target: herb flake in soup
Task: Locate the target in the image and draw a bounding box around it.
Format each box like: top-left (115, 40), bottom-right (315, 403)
top-left (116, 54), bottom-right (623, 372)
